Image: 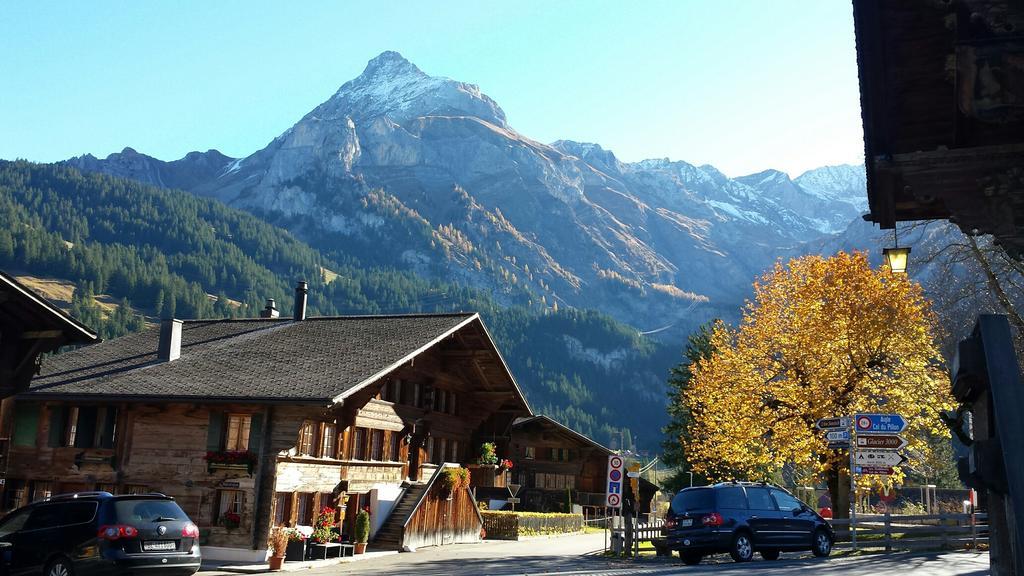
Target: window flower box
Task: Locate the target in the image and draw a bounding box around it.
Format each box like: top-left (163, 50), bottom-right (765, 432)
top-left (205, 451), bottom-right (258, 475)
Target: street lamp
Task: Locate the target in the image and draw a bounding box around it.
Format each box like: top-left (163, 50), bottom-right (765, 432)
top-left (883, 228), bottom-right (911, 274)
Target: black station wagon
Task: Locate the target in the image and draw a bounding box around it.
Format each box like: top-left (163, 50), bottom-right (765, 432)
top-left (0, 491), bottom-right (201, 576)
top-left (656, 482), bottom-right (834, 565)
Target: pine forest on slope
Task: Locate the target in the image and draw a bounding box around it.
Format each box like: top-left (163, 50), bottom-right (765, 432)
top-left (0, 160), bottom-right (672, 450)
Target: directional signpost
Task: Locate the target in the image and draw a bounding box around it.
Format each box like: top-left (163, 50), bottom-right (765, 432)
top-left (816, 417), bottom-right (851, 430)
top-left (856, 435), bottom-right (908, 450)
top-left (855, 413), bottom-right (907, 434)
top-left (854, 450), bottom-right (905, 467)
top-left (816, 413), bottom-right (908, 553)
top-left (855, 466), bottom-right (894, 476)
top-left (825, 430), bottom-right (850, 442)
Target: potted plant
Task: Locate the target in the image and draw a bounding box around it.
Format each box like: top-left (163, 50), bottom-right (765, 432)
top-left (477, 442), bottom-right (498, 465)
top-left (283, 527), bottom-right (307, 561)
top-left (205, 450), bottom-right (259, 475)
top-left (354, 509), bottom-right (370, 554)
top-left (268, 528), bottom-right (288, 571)
top-left (309, 506), bottom-right (338, 559)
top-left (439, 467), bottom-right (471, 499)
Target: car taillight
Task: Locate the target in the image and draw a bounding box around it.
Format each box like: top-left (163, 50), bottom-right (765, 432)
top-left (182, 522), bottom-right (199, 538)
top-left (98, 524), bottom-right (139, 540)
top-left (701, 513), bottom-right (724, 526)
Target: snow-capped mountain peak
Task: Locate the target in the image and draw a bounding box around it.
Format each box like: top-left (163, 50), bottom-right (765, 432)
top-left (322, 51), bottom-right (507, 127)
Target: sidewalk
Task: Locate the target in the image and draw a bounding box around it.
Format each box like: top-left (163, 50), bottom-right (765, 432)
top-left (199, 550), bottom-right (400, 575)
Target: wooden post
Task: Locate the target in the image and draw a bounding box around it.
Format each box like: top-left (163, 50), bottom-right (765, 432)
top-left (884, 510), bottom-right (892, 552)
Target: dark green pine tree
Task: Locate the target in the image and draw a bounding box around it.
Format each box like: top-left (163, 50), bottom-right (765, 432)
top-left (661, 322), bottom-right (715, 492)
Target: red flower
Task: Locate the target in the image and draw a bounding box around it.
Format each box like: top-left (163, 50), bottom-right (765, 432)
top-left (501, 459), bottom-right (514, 469)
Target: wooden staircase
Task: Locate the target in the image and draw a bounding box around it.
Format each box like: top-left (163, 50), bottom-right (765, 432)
top-left (373, 482), bottom-right (428, 547)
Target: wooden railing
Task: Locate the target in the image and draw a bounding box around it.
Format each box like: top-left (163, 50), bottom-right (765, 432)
top-left (831, 512), bottom-right (988, 551)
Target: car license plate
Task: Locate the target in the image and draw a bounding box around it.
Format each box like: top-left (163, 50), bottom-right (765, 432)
top-left (143, 540), bottom-right (176, 551)
top-left (680, 519), bottom-right (693, 527)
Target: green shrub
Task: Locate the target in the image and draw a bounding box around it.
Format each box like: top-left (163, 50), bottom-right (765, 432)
top-left (478, 442), bottom-right (498, 465)
top-left (355, 510), bottom-right (370, 543)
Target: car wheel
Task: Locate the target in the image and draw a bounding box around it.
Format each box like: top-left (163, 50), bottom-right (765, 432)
top-left (729, 532), bottom-right (754, 563)
top-left (46, 557), bottom-right (74, 576)
top-left (680, 551), bottom-right (703, 565)
top-left (761, 549), bottom-right (780, 560)
top-left (812, 529), bottom-right (832, 557)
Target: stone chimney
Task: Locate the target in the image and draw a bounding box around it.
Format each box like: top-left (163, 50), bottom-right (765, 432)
top-left (260, 299), bottom-right (279, 319)
top-left (158, 319), bottom-right (183, 362)
top-left (294, 281), bottom-right (308, 321)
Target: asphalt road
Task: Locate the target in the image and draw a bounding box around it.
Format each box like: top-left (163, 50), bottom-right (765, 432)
top-left (286, 533), bottom-right (990, 576)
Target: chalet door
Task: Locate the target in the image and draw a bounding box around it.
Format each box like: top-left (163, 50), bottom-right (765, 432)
top-left (408, 439), bottom-right (422, 481)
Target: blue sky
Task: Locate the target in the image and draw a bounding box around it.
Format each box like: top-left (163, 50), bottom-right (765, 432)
top-left (0, 1), bottom-right (863, 177)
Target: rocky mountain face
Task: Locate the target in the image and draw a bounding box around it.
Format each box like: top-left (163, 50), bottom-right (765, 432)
top-left (65, 51), bottom-right (868, 337)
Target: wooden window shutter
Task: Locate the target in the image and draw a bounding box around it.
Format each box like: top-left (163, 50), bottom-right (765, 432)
top-left (47, 405), bottom-right (67, 447)
top-left (206, 411), bottom-right (225, 452)
top-left (74, 406), bottom-right (98, 448)
top-left (13, 404), bottom-right (40, 447)
top-left (248, 413), bottom-right (264, 455)
top-left (99, 407), bottom-right (118, 449)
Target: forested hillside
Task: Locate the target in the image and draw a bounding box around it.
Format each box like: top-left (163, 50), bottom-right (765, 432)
top-left (0, 160), bottom-right (671, 449)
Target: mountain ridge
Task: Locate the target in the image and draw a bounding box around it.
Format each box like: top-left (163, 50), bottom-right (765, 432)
top-left (62, 50), bottom-right (868, 339)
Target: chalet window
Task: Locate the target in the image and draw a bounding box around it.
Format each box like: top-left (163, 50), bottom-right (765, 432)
top-left (31, 482), bottom-right (52, 502)
top-left (224, 414), bottom-right (251, 451)
top-left (389, 432), bottom-right (402, 462)
top-left (125, 484), bottom-right (148, 495)
top-left (450, 439), bottom-right (460, 463)
top-left (370, 430), bottom-right (385, 461)
top-left (207, 411), bottom-right (263, 455)
top-left (296, 493), bottom-right (314, 526)
top-left (273, 492), bottom-right (291, 526)
top-left (525, 446), bottom-right (536, 460)
top-left (353, 428), bottom-right (367, 460)
top-left (320, 423), bottom-right (337, 458)
top-left (426, 437), bottom-right (435, 463)
top-left (412, 382), bottom-right (422, 408)
top-left (436, 438), bottom-right (448, 464)
top-left (553, 448), bottom-right (571, 462)
top-left (96, 483), bottom-right (117, 494)
top-left (12, 404), bottom-right (40, 447)
top-left (297, 421), bottom-right (316, 455)
top-left (3, 480), bottom-right (27, 511)
top-left (434, 389), bottom-right (447, 413)
top-left (449, 393), bottom-right (457, 416)
top-left (216, 490), bottom-right (245, 523)
top-left (535, 473), bottom-right (575, 490)
top-left (47, 405), bottom-right (118, 449)
top-left (382, 380), bottom-right (401, 403)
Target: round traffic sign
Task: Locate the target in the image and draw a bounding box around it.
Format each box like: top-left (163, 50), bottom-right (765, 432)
top-left (609, 470), bottom-right (622, 482)
top-left (610, 456), bottom-right (623, 468)
top-left (857, 416), bottom-right (871, 430)
top-left (608, 494), bottom-right (621, 506)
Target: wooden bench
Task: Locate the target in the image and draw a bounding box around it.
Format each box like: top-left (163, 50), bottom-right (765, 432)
top-left (307, 542), bottom-right (354, 559)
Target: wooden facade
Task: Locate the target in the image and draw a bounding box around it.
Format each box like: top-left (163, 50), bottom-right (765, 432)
top-left (402, 466), bottom-right (483, 550)
top-left (507, 415), bottom-right (614, 512)
top-left (0, 312), bottom-right (531, 561)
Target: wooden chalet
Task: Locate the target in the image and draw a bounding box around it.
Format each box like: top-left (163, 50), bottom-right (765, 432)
top-left (503, 415), bottom-right (656, 516)
top-left (0, 286), bottom-right (531, 561)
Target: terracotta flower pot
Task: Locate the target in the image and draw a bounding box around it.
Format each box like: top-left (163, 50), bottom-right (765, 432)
top-left (268, 555), bottom-right (285, 571)
top-left (354, 542), bottom-right (367, 554)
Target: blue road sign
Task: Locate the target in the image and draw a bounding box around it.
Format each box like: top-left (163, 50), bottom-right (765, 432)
top-left (854, 414), bottom-right (906, 433)
top-left (825, 430), bottom-right (850, 442)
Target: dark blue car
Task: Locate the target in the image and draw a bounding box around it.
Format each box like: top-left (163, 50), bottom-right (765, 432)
top-left (0, 492), bottom-right (201, 576)
top-left (656, 482), bottom-right (834, 565)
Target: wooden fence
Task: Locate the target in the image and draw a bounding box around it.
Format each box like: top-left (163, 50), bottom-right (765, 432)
top-left (831, 513), bottom-right (988, 551)
top-left (627, 513), bottom-right (986, 553)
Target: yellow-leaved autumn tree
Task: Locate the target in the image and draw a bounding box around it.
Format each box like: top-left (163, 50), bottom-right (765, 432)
top-left (683, 252), bottom-right (954, 517)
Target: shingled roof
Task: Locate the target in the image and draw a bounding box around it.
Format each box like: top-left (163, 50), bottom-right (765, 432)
top-left (26, 313), bottom-right (498, 403)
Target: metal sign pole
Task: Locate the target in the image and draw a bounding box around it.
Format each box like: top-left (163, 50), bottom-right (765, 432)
top-left (850, 417), bottom-right (857, 551)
